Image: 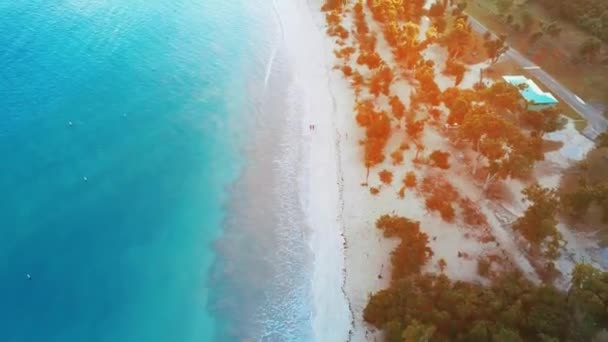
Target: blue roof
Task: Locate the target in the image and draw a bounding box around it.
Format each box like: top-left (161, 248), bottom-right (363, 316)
top-left (502, 75), bottom-right (558, 105)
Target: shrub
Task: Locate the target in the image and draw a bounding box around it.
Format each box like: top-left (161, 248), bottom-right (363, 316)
top-left (390, 95), bottom-right (406, 119)
top-left (375, 215), bottom-right (434, 280)
top-left (404, 171), bottom-right (417, 188)
top-left (341, 65), bottom-right (353, 77)
top-left (390, 150), bottom-right (404, 165)
top-left (379, 170), bottom-right (393, 185)
top-left (443, 58), bottom-right (467, 85)
top-left (429, 150), bottom-right (450, 169)
top-left (398, 186), bottom-right (406, 198)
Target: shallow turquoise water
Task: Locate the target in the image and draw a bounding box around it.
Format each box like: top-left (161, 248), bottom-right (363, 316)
top-left (0, 1), bottom-right (274, 340)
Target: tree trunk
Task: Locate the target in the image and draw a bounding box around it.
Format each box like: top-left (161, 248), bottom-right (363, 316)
top-left (473, 154), bottom-right (482, 176)
top-left (482, 172), bottom-right (498, 191)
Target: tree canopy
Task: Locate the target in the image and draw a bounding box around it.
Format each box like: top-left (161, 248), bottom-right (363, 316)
top-left (513, 184), bottom-right (563, 259)
top-left (535, 0), bottom-right (608, 42)
top-left (365, 213), bottom-right (608, 342)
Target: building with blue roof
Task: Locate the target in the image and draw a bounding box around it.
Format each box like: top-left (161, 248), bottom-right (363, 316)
top-left (502, 75), bottom-right (559, 111)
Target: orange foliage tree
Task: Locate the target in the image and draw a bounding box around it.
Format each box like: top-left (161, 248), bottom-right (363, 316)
top-left (443, 17), bottom-right (472, 59)
top-left (369, 65), bottom-right (394, 96)
top-left (379, 170), bottom-right (394, 184)
top-left (355, 101), bottom-right (392, 173)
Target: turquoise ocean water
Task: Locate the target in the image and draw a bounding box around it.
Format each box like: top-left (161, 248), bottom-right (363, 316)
top-left (0, 0), bottom-right (311, 341)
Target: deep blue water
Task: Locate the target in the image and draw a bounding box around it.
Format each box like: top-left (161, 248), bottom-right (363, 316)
top-left (0, 1), bottom-right (271, 341)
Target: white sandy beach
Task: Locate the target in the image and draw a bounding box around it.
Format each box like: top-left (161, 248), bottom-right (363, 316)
top-left (277, 0), bottom-right (352, 340)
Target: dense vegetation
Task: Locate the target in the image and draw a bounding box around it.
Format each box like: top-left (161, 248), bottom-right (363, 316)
top-left (365, 215), bottom-right (608, 342)
top-left (327, 0), bottom-right (559, 191)
top-left (321, 1), bottom-right (608, 340)
top-left (534, 0), bottom-right (608, 42)
top-left (513, 184), bottom-right (563, 259)
top-left (560, 133), bottom-right (608, 241)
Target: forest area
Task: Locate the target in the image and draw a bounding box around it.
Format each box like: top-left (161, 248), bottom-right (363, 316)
top-left (321, 0), bottom-right (608, 340)
top-left (533, 0), bottom-right (608, 43)
top-left (364, 214), bottom-right (608, 341)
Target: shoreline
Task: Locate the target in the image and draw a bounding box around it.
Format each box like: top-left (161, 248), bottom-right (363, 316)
top-left (277, 0), bottom-right (353, 340)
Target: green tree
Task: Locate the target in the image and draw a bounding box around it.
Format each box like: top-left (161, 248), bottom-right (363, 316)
top-left (569, 263), bottom-right (608, 340)
top-left (375, 215), bottom-right (434, 280)
top-left (579, 37), bottom-right (602, 63)
top-left (385, 320), bottom-right (404, 342)
top-left (364, 258), bottom-right (608, 340)
top-left (513, 184), bottom-right (563, 257)
top-left (562, 187), bottom-right (595, 218)
top-left (402, 320), bottom-right (436, 342)
top-left (482, 81), bottom-right (523, 113)
top-left (459, 104), bottom-right (537, 186)
top-left (596, 131), bottom-right (608, 148)
top-left (529, 31), bottom-right (544, 44)
top-left (526, 286), bottom-right (570, 337)
top-left (521, 11), bottom-right (534, 32)
top-left (542, 21), bottom-right (563, 38)
top-left (519, 107), bottom-right (564, 136)
top-left (496, 0), bottom-right (514, 15)
top-left (467, 320), bottom-right (493, 341)
top-left (457, 1), bottom-right (468, 11)
top-left (493, 327), bottom-right (524, 341)
top-left (483, 34), bottom-right (509, 64)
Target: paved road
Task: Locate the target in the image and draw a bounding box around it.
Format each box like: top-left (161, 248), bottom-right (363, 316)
top-left (467, 15), bottom-right (607, 139)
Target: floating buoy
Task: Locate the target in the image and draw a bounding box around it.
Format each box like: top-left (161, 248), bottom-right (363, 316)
top-left (26, 273), bottom-right (31, 280)
top-left (68, 121), bottom-right (73, 126)
top-left (83, 176), bottom-right (88, 182)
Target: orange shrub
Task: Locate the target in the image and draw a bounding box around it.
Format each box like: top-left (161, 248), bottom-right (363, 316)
top-left (390, 95), bottom-right (405, 119)
top-left (391, 149), bottom-right (404, 165)
top-left (341, 65), bottom-right (353, 77)
top-left (365, 137), bottom-right (386, 167)
top-left (398, 186), bottom-right (406, 198)
top-left (404, 171), bottom-right (416, 188)
top-left (379, 170), bottom-right (393, 185)
top-left (321, 0), bottom-right (343, 12)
